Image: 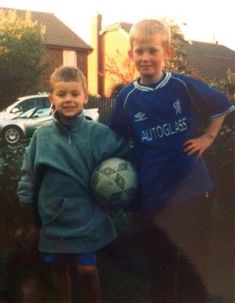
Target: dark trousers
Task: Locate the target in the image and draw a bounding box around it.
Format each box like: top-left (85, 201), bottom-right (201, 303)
top-left (132, 195), bottom-right (208, 303)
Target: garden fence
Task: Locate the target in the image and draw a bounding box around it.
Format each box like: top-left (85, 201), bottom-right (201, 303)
top-left (86, 96), bottom-right (115, 125)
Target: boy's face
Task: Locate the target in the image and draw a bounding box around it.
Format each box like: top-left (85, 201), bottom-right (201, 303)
top-left (128, 34), bottom-right (172, 84)
top-left (49, 81), bottom-right (88, 117)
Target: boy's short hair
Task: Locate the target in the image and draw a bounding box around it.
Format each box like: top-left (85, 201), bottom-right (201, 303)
top-left (49, 66), bottom-right (87, 92)
top-left (129, 19), bottom-right (171, 48)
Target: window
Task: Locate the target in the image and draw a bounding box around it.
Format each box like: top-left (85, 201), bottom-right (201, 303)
top-left (17, 99), bottom-right (35, 112)
top-left (37, 97), bottom-right (50, 109)
top-left (63, 50), bottom-right (77, 67)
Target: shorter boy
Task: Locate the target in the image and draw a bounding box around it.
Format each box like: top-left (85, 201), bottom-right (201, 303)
top-left (17, 66), bottom-right (129, 303)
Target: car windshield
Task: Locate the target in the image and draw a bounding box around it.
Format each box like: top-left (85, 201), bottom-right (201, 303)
top-left (16, 107), bottom-right (51, 119)
top-left (16, 108), bottom-right (38, 119)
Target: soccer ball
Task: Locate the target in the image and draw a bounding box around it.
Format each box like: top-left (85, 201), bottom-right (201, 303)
top-left (91, 157), bottom-right (138, 211)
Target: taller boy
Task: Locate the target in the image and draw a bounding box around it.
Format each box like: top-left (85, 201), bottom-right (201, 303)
top-left (109, 19), bottom-right (234, 302)
top-left (110, 19), bottom-right (234, 211)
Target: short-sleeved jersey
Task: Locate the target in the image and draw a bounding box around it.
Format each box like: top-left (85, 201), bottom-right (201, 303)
top-left (109, 72), bottom-right (234, 211)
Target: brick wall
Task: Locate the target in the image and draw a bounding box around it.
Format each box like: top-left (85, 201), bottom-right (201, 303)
top-left (41, 47), bottom-right (89, 91)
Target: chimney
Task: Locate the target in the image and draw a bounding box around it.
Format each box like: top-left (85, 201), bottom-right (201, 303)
top-left (88, 14), bottom-right (102, 96)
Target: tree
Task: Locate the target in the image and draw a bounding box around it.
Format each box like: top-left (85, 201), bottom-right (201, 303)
top-left (209, 69), bottom-right (235, 101)
top-left (105, 49), bottom-right (136, 97)
top-left (0, 9), bottom-right (45, 109)
top-left (164, 19), bottom-right (190, 73)
top-left (104, 49), bottom-right (136, 87)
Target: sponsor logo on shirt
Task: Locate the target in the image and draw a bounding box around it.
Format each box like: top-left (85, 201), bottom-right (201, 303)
top-left (141, 117), bottom-right (188, 142)
top-left (134, 112), bottom-right (148, 122)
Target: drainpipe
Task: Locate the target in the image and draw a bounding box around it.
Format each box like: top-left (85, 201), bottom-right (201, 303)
top-left (88, 14), bottom-right (102, 96)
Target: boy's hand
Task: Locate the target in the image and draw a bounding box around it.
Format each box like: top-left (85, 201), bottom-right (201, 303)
top-left (184, 134), bottom-right (214, 157)
top-left (185, 115), bottom-right (225, 156)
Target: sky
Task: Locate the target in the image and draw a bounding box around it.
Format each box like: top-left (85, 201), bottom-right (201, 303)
top-left (0, 0), bottom-right (234, 51)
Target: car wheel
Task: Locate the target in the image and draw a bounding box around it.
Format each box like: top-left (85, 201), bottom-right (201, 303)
top-left (2, 126), bottom-right (24, 144)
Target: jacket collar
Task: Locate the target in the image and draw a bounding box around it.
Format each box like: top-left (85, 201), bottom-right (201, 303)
top-left (53, 110), bottom-right (85, 133)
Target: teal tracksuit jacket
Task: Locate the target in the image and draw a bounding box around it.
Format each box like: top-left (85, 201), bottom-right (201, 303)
top-left (17, 111), bottom-right (129, 253)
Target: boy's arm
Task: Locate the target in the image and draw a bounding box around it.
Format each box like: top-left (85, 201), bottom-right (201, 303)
top-left (17, 150), bottom-right (36, 205)
top-left (184, 115), bottom-right (225, 156)
top-left (16, 141), bottom-right (39, 244)
top-left (17, 131), bottom-right (39, 205)
top-left (109, 93), bottom-right (130, 138)
top-left (92, 123), bottom-right (131, 162)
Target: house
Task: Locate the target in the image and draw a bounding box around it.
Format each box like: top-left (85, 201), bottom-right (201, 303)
top-left (0, 7), bottom-right (92, 89)
top-left (88, 15), bottom-right (131, 96)
top-left (88, 15), bottom-right (235, 96)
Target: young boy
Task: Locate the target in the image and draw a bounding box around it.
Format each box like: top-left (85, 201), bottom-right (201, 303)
top-left (17, 66), bottom-right (129, 303)
top-left (109, 19), bottom-right (234, 302)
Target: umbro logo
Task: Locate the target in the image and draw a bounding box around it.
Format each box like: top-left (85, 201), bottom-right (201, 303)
top-left (134, 112), bottom-right (148, 122)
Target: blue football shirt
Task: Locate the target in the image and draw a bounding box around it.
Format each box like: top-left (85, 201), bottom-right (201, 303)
top-left (109, 72), bottom-right (234, 210)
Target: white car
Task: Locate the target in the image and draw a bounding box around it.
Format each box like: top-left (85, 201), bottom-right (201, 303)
top-left (0, 94), bottom-right (99, 122)
top-left (0, 100), bottom-right (99, 144)
top-left (0, 94), bottom-right (50, 120)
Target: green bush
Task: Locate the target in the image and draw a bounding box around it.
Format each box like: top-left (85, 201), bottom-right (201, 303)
top-left (0, 142), bottom-right (26, 248)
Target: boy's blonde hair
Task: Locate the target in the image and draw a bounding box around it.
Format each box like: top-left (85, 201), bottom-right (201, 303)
top-left (49, 66), bottom-right (87, 93)
top-left (129, 19), bottom-right (171, 48)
